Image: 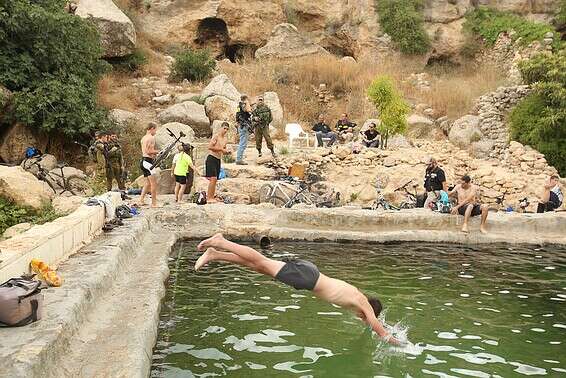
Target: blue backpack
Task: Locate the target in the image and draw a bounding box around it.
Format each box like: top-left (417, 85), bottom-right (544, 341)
top-left (24, 147), bottom-right (41, 159)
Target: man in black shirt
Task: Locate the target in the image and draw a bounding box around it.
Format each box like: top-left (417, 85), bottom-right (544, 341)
top-left (362, 122), bottom-right (380, 148)
top-left (335, 113), bottom-right (356, 143)
top-left (312, 114), bottom-right (337, 147)
top-left (423, 157), bottom-right (447, 209)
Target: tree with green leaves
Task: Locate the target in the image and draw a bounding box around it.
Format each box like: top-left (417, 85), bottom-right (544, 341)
top-left (366, 76), bottom-right (409, 149)
top-left (509, 51), bottom-right (566, 175)
top-left (375, 0), bottom-right (430, 55)
top-left (0, 0), bottom-right (110, 137)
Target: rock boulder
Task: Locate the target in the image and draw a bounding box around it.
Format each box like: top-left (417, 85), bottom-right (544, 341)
top-left (108, 109), bottom-right (136, 131)
top-left (75, 0), bottom-right (136, 58)
top-left (0, 166), bottom-right (54, 209)
top-left (262, 92), bottom-right (283, 127)
top-left (201, 74), bottom-right (240, 102)
top-left (157, 102), bottom-right (210, 137)
top-left (0, 123), bottom-right (47, 164)
top-left (133, 168), bottom-right (176, 194)
top-left (155, 123), bottom-right (195, 150)
top-left (255, 23), bottom-right (329, 60)
top-left (204, 95), bottom-right (237, 123)
top-left (449, 115), bottom-right (482, 148)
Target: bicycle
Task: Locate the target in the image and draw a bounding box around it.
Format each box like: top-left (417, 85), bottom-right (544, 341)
top-left (22, 156), bottom-right (92, 196)
top-left (151, 128), bottom-right (187, 169)
top-left (396, 180), bottom-right (419, 209)
top-left (259, 176), bottom-right (340, 208)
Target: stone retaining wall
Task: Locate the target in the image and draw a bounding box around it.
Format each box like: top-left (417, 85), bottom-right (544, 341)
top-left (0, 193), bottom-right (121, 283)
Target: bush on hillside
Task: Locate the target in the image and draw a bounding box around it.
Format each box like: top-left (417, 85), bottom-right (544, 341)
top-left (0, 197), bottom-right (60, 235)
top-left (169, 49), bottom-right (216, 82)
top-left (107, 49), bottom-right (148, 72)
top-left (366, 76), bottom-right (409, 148)
top-left (464, 7), bottom-right (557, 47)
top-left (0, 0), bottom-right (110, 137)
top-left (509, 52), bottom-right (566, 175)
top-left (375, 0), bottom-right (430, 55)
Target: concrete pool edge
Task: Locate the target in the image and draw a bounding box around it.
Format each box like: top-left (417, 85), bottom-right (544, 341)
top-left (1, 204), bottom-right (565, 377)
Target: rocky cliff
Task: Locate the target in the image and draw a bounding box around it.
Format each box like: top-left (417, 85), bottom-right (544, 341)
top-left (138, 0), bottom-right (558, 62)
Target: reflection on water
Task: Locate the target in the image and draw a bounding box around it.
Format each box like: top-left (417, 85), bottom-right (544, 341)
top-left (151, 241), bottom-right (566, 377)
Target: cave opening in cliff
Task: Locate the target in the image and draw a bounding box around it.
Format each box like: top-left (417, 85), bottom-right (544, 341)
top-left (195, 18), bottom-right (229, 57)
top-left (225, 44), bottom-right (257, 63)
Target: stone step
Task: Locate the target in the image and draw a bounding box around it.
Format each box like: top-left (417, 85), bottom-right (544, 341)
top-left (0, 216), bottom-right (150, 378)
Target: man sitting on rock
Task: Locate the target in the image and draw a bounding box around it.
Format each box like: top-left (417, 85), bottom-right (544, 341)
top-left (195, 233), bottom-right (403, 346)
top-left (335, 113), bottom-right (356, 143)
top-left (361, 122), bottom-right (380, 148)
top-left (449, 175), bottom-right (489, 234)
top-left (537, 175), bottom-right (563, 213)
top-left (423, 157), bottom-right (447, 209)
top-left (312, 114), bottom-right (337, 147)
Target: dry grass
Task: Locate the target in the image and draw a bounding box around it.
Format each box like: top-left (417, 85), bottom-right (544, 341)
top-left (222, 55), bottom-right (507, 130)
top-left (97, 72), bottom-right (144, 111)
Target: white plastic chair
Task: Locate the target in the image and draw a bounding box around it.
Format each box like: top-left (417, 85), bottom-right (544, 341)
top-left (285, 123), bottom-right (310, 148)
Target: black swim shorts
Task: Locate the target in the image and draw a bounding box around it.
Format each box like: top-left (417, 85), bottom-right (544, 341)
top-left (205, 155), bottom-right (221, 179)
top-left (175, 175), bottom-right (187, 185)
top-left (140, 157), bottom-right (156, 177)
top-left (275, 259), bottom-right (320, 290)
top-left (458, 204), bottom-right (482, 217)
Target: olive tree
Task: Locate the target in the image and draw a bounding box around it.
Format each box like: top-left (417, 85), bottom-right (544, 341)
top-left (366, 75), bottom-right (409, 149)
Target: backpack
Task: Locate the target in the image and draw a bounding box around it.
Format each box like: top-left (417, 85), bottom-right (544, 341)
top-left (24, 146), bottom-right (41, 159)
top-left (0, 277), bottom-right (44, 327)
top-left (115, 205), bottom-right (133, 219)
top-left (193, 191), bottom-right (207, 205)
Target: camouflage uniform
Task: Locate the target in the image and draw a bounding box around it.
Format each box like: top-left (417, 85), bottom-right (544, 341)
top-left (108, 140), bottom-right (125, 190)
top-left (252, 103), bottom-right (274, 155)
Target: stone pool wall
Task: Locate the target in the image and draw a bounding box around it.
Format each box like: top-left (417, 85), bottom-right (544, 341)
top-left (1, 203), bottom-right (565, 377)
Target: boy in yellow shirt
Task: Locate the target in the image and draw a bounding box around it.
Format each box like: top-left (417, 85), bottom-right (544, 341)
top-left (171, 143), bottom-right (194, 202)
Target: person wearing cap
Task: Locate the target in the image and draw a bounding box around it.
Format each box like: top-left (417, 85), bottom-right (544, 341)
top-left (252, 96), bottom-right (276, 158)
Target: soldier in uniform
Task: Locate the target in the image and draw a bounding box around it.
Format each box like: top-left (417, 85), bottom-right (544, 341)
top-left (252, 96), bottom-right (276, 158)
top-left (108, 131), bottom-right (126, 190)
top-left (93, 131), bottom-right (109, 187)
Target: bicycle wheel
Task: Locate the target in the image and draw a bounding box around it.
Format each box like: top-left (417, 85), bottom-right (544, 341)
top-left (259, 184), bottom-right (274, 203)
top-left (66, 175), bottom-right (94, 197)
top-left (399, 202), bottom-right (415, 210)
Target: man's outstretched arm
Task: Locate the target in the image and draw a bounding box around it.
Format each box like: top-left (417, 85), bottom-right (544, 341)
top-left (359, 303), bottom-right (403, 346)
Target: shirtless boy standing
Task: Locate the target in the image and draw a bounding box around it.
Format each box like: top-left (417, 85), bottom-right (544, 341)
top-left (195, 234), bottom-right (402, 345)
top-left (205, 122), bottom-right (231, 203)
top-left (450, 175), bottom-right (489, 233)
top-left (140, 122), bottom-right (159, 207)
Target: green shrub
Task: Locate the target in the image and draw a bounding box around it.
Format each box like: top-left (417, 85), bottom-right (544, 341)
top-left (169, 49), bottom-right (216, 83)
top-left (464, 7), bottom-right (556, 47)
top-left (375, 0), bottom-right (430, 55)
top-left (0, 0), bottom-right (109, 137)
top-left (509, 52), bottom-right (566, 176)
top-left (0, 197), bottom-right (60, 235)
top-left (366, 76), bottom-right (409, 148)
top-left (188, 95), bottom-right (205, 105)
top-left (107, 49), bottom-right (148, 72)
top-left (278, 146), bottom-right (290, 155)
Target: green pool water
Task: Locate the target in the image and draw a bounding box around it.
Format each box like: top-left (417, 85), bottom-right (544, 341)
top-left (151, 241), bottom-right (566, 377)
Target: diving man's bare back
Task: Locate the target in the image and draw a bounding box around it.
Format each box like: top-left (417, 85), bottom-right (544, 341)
top-left (195, 234), bottom-right (400, 345)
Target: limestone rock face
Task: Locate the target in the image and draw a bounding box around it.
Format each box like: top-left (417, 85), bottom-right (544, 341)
top-left (255, 23), bottom-right (329, 59)
top-left (204, 95), bottom-right (237, 123)
top-left (155, 123), bottom-right (195, 150)
top-left (201, 74), bottom-right (241, 102)
top-left (0, 166), bottom-right (54, 209)
top-left (424, 0), bottom-right (471, 23)
top-left (449, 115), bottom-right (482, 148)
top-left (108, 109), bottom-right (136, 131)
top-left (0, 123), bottom-right (47, 164)
top-left (134, 168), bottom-right (176, 194)
top-left (75, 0), bottom-right (136, 58)
top-left (2, 222), bottom-right (32, 240)
top-left (157, 102), bottom-right (210, 137)
top-left (262, 92), bottom-right (283, 127)
top-left (470, 139), bottom-right (496, 159)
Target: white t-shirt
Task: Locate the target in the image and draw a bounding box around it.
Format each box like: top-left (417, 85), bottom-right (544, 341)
top-left (551, 185), bottom-right (563, 205)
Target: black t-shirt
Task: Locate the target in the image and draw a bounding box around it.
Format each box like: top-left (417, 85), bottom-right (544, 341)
top-left (236, 102), bottom-right (251, 123)
top-left (424, 166), bottom-right (446, 192)
top-left (312, 122), bottom-right (331, 133)
top-left (364, 129), bottom-right (379, 141)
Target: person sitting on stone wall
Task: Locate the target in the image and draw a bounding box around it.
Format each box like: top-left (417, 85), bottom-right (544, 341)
top-left (335, 113), bottom-right (356, 143)
top-left (361, 122), bottom-right (380, 148)
top-left (449, 175), bottom-right (489, 234)
top-left (537, 175), bottom-right (563, 213)
top-left (312, 114), bottom-right (337, 147)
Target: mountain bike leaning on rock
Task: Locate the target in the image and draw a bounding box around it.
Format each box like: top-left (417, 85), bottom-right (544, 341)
top-left (365, 179), bottom-right (418, 211)
top-left (260, 176), bottom-right (340, 208)
top-left (22, 156), bottom-right (92, 196)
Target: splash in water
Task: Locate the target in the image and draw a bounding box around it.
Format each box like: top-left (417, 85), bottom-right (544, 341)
top-left (373, 310), bottom-right (423, 360)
